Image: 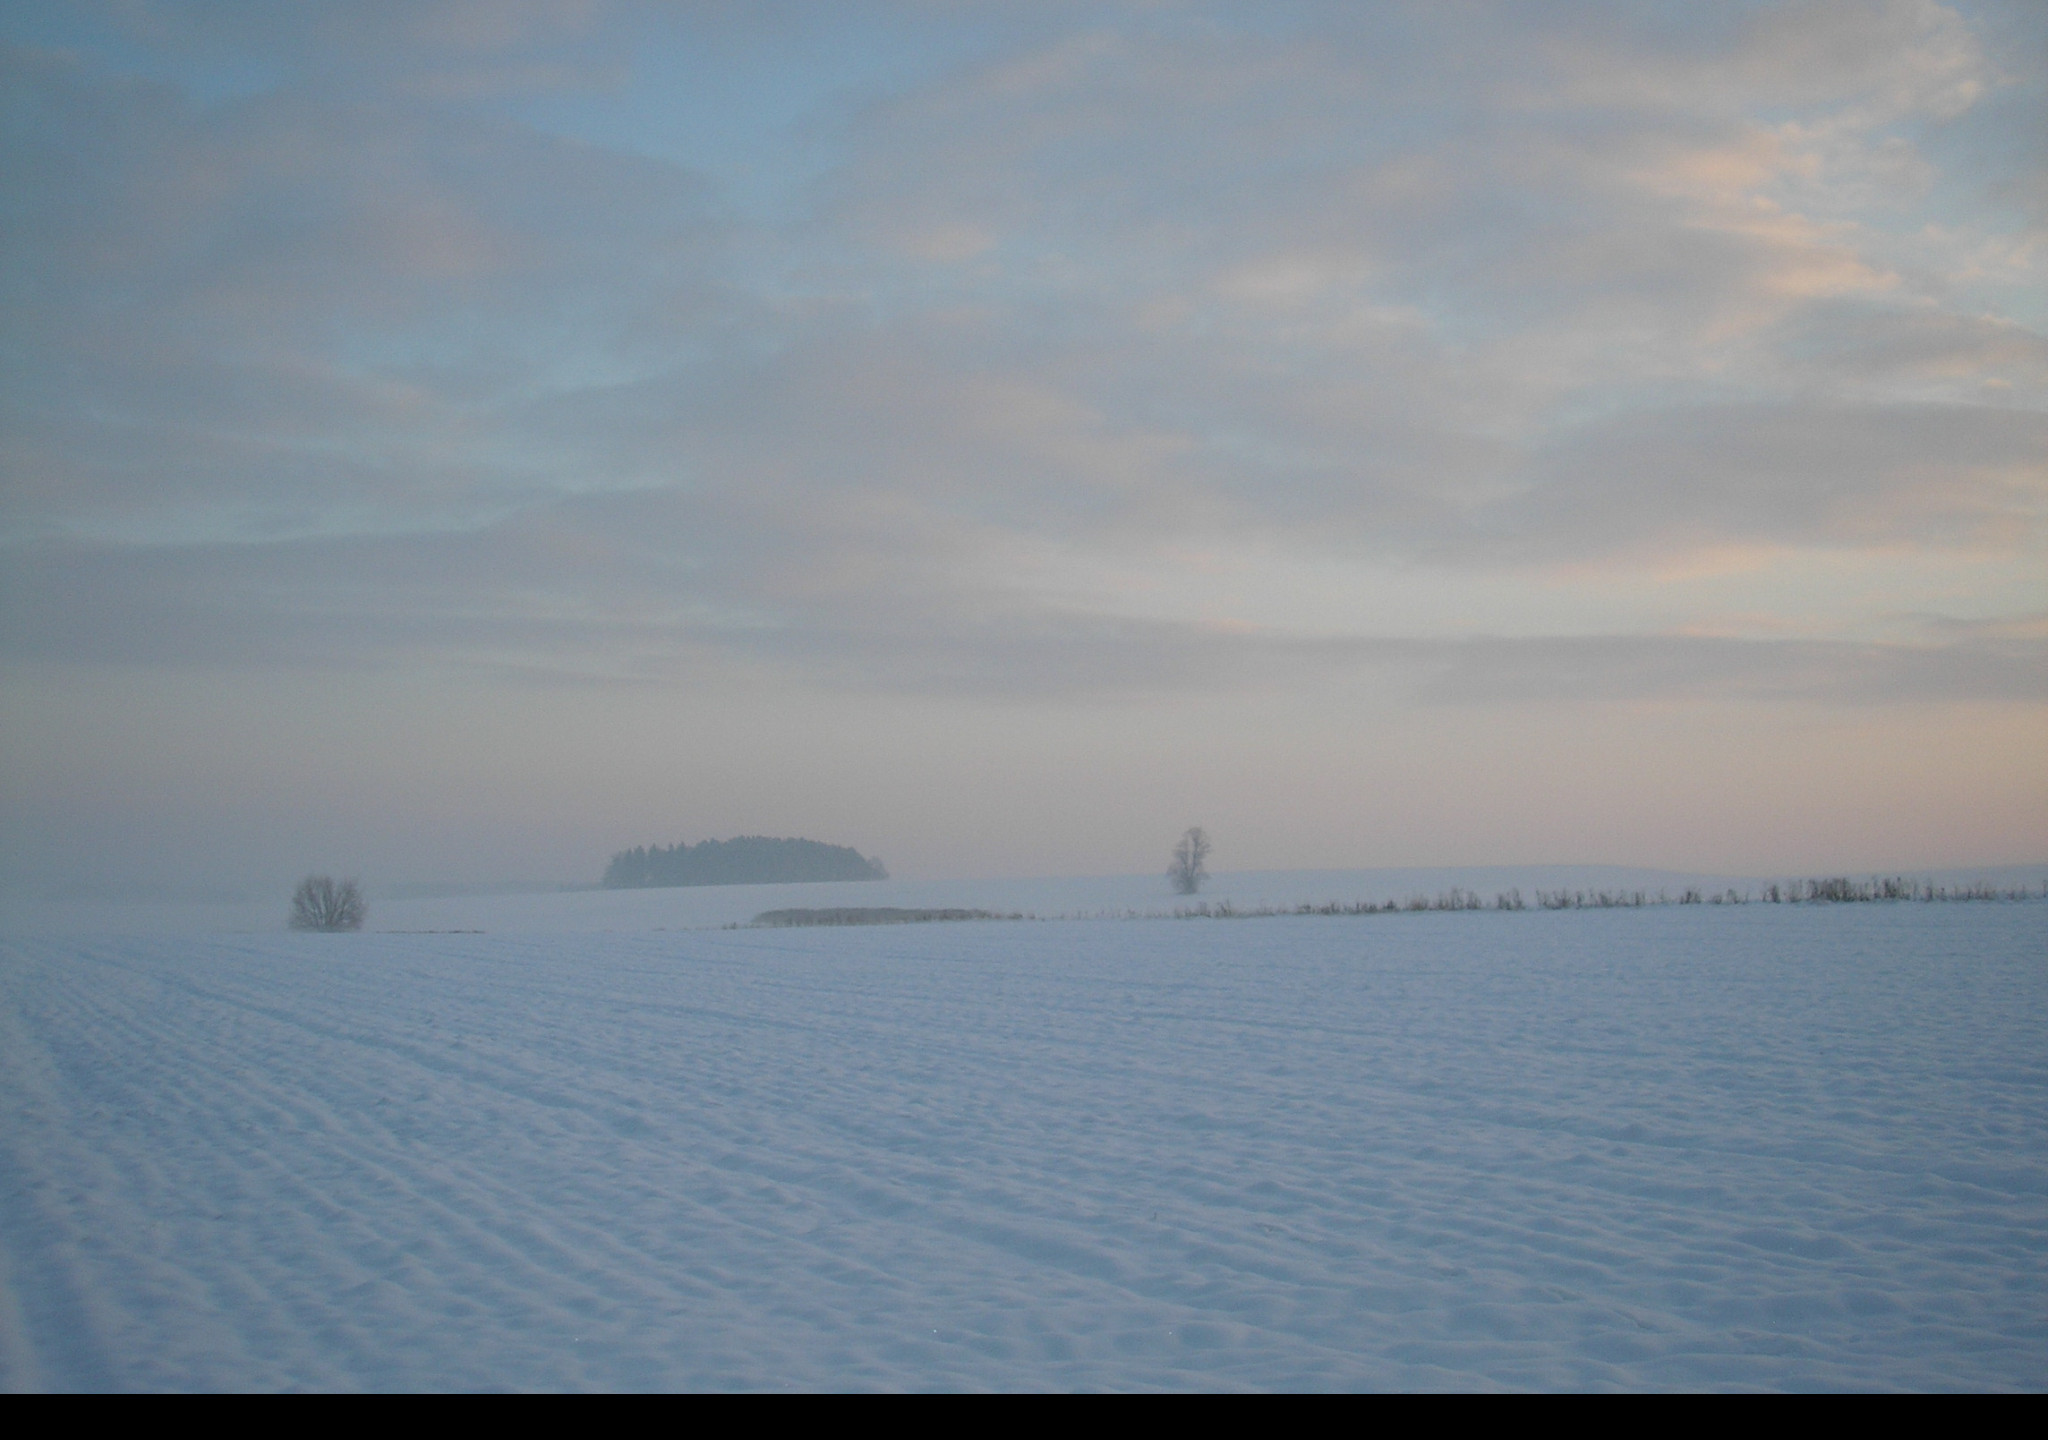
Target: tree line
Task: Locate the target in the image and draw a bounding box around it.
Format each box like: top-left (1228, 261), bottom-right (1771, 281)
top-left (603, 836), bottom-right (888, 889)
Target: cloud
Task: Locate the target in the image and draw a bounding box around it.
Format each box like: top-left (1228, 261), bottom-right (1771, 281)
top-left (1, 39), bottom-right (730, 542)
top-left (1474, 398), bottom-right (2048, 563)
top-left (1774, 300), bottom-right (2048, 389)
top-left (3, 3), bottom-right (2043, 700)
top-left (87, 0), bottom-right (623, 98)
top-left (1526, 0), bottom-right (1989, 121)
top-left (1407, 629), bottom-right (2048, 705)
top-left (8, 495), bottom-right (2042, 709)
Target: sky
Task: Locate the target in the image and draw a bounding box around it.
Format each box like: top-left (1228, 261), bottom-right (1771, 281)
top-left (1, 0), bottom-right (2043, 899)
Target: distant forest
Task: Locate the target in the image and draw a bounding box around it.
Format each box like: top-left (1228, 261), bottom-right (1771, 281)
top-left (602, 836), bottom-right (888, 889)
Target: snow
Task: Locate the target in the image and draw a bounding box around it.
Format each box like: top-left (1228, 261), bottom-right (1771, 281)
top-left (3, 896), bottom-right (2044, 1390)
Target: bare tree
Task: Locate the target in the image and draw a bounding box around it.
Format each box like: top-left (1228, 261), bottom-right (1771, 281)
top-left (290, 875), bottom-right (366, 932)
top-left (1168, 827), bottom-right (1211, 895)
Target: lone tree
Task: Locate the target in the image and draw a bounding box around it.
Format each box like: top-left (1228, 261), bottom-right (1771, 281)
top-left (1168, 826), bottom-right (1211, 895)
top-left (290, 875), bottom-right (366, 932)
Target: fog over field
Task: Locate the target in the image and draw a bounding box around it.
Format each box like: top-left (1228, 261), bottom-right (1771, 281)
top-left (2, 2), bottom-right (2045, 1395)
top-left (1, 1), bottom-right (2043, 898)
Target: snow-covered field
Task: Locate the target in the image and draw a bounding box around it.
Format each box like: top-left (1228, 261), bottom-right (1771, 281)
top-left (3, 896), bottom-right (2044, 1390)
